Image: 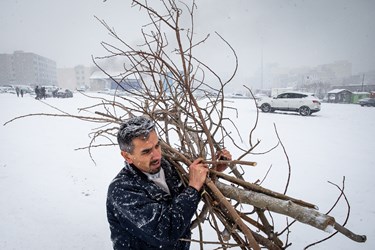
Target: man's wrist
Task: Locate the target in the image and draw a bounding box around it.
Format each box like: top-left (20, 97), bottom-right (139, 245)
top-left (188, 184), bottom-right (200, 193)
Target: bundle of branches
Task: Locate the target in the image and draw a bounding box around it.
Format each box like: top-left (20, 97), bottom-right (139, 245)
top-left (5, 0), bottom-right (366, 249)
top-left (91, 1), bottom-right (365, 249)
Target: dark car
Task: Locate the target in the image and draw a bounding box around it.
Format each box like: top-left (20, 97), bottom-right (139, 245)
top-left (358, 98), bottom-right (375, 107)
top-left (56, 89), bottom-right (73, 98)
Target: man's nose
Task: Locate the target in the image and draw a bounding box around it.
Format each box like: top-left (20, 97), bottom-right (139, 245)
top-left (151, 147), bottom-right (161, 158)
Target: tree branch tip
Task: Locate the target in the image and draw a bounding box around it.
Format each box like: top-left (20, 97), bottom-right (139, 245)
top-left (360, 235), bottom-right (367, 242)
top-left (333, 222), bottom-right (367, 243)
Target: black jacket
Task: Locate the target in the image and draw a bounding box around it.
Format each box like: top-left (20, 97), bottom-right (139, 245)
top-left (107, 158), bottom-right (201, 249)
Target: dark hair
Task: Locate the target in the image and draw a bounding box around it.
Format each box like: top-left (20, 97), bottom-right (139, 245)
top-left (117, 116), bottom-right (156, 153)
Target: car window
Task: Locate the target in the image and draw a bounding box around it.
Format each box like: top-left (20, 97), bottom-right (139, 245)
top-left (287, 93), bottom-right (300, 98)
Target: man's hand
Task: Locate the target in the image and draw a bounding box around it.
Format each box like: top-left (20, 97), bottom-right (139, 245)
top-left (188, 158), bottom-right (208, 191)
top-left (216, 149), bottom-right (232, 172)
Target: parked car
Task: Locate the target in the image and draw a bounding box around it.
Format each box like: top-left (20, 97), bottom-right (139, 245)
top-left (0, 86), bottom-right (16, 94)
top-left (358, 98), bottom-right (375, 107)
top-left (256, 91), bottom-right (321, 116)
top-left (56, 89), bottom-right (73, 98)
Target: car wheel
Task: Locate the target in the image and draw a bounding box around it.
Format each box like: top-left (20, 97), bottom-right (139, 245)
top-left (299, 106), bottom-right (311, 116)
top-left (261, 103), bottom-right (272, 113)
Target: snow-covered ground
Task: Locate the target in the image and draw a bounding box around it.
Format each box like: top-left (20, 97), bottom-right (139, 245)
top-left (0, 93), bottom-right (374, 250)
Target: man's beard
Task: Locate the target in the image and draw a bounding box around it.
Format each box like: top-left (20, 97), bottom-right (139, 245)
top-left (148, 159), bottom-right (161, 174)
top-left (149, 167), bottom-right (161, 174)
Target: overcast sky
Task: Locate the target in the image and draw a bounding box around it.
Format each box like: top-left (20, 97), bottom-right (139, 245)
top-left (1, 0), bottom-right (374, 79)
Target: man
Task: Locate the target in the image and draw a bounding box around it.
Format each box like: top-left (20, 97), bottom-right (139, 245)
top-left (107, 116), bottom-right (231, 249)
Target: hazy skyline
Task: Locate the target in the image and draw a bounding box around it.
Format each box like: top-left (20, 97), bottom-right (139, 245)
top-left (1, 0), bottom-right (374, 79)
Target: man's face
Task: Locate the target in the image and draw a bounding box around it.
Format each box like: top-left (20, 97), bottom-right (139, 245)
top-left (121, 130), bottom-right (162, 174)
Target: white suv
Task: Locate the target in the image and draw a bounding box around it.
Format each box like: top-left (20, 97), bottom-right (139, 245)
top-left (256, 91), bottom-right (321, 116)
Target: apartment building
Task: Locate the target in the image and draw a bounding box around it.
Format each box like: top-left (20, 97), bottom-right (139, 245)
top-left (0, 51), bottom-right (57, 86)
top-left (57, 65), bottom-right (94, 91)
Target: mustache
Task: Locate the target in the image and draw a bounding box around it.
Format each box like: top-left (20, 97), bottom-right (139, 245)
top-left (151, 159), bottom-right (159, 165)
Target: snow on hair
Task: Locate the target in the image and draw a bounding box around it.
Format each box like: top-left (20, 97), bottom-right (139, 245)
top-left (117, 116), bottom-right (156, 152)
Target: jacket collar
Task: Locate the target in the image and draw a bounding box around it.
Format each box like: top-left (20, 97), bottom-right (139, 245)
top-left (123, 159), bottom-right (183, 199)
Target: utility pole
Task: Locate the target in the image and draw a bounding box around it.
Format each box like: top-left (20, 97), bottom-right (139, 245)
top-left (361, 74), bottom-right (365, 92)
top-left (260, 45), bottom-right (263, 91)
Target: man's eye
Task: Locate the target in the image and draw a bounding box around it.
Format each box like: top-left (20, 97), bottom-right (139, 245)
top-left (142, 149), bottom-right (151, 155)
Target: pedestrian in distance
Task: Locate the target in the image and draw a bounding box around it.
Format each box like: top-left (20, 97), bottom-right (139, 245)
top-left (35, 86), bottom-right (40, 100)
top-left (41, 87), bottom-right (46, 99)
top-left (106, 116), bottom-right (231, 250)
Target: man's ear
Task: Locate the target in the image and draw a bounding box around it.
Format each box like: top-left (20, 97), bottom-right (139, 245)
top-left (121, 151), bottom-right (133, 164)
